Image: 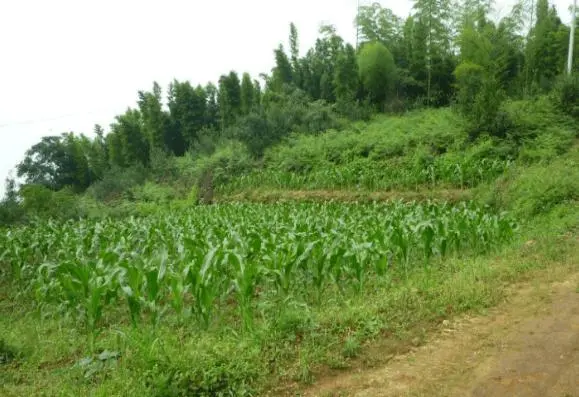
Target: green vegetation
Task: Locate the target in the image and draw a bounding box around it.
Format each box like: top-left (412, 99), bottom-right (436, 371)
top-left (2, 201), bottom-right (514, 336)
top-left (1, 0), bottom-right (579, 395)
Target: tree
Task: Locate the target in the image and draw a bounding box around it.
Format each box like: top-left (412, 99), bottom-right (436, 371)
top-left (204, 82), bottom-right (220, 128)
top-left (253, 79), bottom-right (263, 108)
top-left (137, 82), bottom-right (169, 152)
top-left (272, 45), bottom-right (294, 90)
top-left (218, 72), bottom-right (242, 129)
top-left (527, 0), bottom-right (566, 90)
top-left (334, 43), bottom-right (359, 102)
top-left (88, 124), bottom-right (108, 180)
top-left (356, 3), bottom-right (404, 62)
top-left (240, 72), bottom-right (255, 115)
top-left (16, 133), bottom-right (91, 191)
top-left (413, 0), bottom-right (453, 104)
top-left (167, 80), bottom-right (205, 151)
top-left (358, 42), bottom-right (397, 106)
top-left (289, 22), bottom-right (302, 87)
top-left (110, 108), bottom-right (150, 167)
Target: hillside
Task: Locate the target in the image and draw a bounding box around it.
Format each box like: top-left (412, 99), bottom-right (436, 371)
top-left (69, 96), bottom-right (578, 217)
top-left (2, 93), bottom-right (579, 396)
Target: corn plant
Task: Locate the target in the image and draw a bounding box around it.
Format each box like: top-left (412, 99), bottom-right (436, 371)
top-left (0, 201), bottom-right (516, 333)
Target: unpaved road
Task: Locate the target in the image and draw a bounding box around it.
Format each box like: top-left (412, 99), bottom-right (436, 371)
top-left (306, 273), bottom-right (579, 397)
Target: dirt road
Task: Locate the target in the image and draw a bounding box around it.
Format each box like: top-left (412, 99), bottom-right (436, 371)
top-left (306, 273), bottom-right (579, 397)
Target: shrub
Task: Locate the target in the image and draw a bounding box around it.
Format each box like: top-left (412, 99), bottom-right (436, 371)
top-left (19, 184), bottom-right (54, 217)
top-left (149, 148), bottom-right (179, 183)
top-left (195, 141), bottom-right (254, 187)
top-left (87, 165), bottom-right (147, 202)
top-left (0, 200), bottom-right (25, 226)
top-left (552, 75), bottom-right (579, 118)
top-left (145, 337), bottom-right (261, 397)
top-left (454, 61), bottom-right (485, 116)
top-left (478, 147), bottom-right (579, 217)
top-left (130, 182), bottom-right (177, 204)
top-left (18, 185), bottom-right (82, 220)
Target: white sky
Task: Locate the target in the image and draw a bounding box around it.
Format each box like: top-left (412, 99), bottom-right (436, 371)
top-left (0, 0), bottom-right (575, 197)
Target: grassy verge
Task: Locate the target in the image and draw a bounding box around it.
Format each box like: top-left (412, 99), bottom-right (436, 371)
top-left (1, 200), bottom-right (578, 397)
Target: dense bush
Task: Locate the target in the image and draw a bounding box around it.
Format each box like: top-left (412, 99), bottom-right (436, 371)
top-left (478, 146), bottom-right (579, 217)
top-left (552, 75), bottom-right (579, 118)
top-left (231, 88), bottom-right (343, 157)
top-left (87, 165), bottom-right (147, 202)
top-left (17, 185), bottom-right (82, 220)
top-left (129, 182), bottom-right (177, 204)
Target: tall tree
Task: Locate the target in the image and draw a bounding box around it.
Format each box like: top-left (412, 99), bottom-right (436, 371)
top-left (272, 45), bottom-right (294, 90)
top-left (356, 3), bottom-right (404, 62)
top-left (358, 42), bottom-right (397, 106)
top-left (413, 0), bottom-right (453, 104)
top-left (218, 72), bottom-right (242, 129)
top-left (526, 0), bottom-right (566, 90)
top-left (204, 82), bottom-right (220, 129)
top-left (137, 82), bottom-right (169, 152)
top-left (168, 80), bottom-right (205, 151)
top-left (289, 23), bottom-right (302, 87)
top-left (334, 43), bottom-right (359, 102)
top-left (240, 72), bottom-right (255, 114)
top-left (253, 79), bottom-right (263, 108)
top-left (110, 108), bottom-right (149, 167)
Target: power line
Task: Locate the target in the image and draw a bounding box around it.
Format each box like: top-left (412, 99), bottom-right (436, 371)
top-left (0, 112), bottom-right (96, 129)
top-left (0, 108), bottom-right (120, 129)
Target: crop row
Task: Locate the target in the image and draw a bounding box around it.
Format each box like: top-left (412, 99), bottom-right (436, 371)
top-left (1, 201), bottom-right (514, 333)
top-left (222, 158), bottom-right (512, 193)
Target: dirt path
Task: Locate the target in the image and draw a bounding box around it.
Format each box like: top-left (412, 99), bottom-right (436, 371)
top-left (306, 273), bottom-right (579, 397)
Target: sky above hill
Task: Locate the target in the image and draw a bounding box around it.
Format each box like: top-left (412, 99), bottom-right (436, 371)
top-left (0, 0), bottom-right (575, 197)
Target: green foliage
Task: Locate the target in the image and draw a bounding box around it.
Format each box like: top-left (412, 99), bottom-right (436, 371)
top-left (232, 88), bottom-right (342, 157)
top-left (87, 165), bottom-right (147, 202)
top-left (0, 338), bottom-right (20, 364)
top-left (0, 200), bottom-right (24, 227)
top-left (16, 185), bottom-right (82, 221)
top-left (193, 141), bottom-right (254, 187)
top-left (145, 337), bottom-right (261, 397)
top-left (454, 61), bottom-right (485, 115)
top-left (0, 179), bottom-right (25, 226)
top-left (358, 42), bottom-right (396, 106)
top-left (272, 45), bottom-right (294, 90)
top-left (218, 71), bottom-right (242, 129)
top-left (479, 147), bottom-right (579, 217)
top-left (16, 133), bottom-right (94, 192)
top-left (240, 72), bottom-right (256, 115)
top-left (552, 75), bottom-right (579, 118)
top-left (109, 109), bottom-right (150, 167)
top-left (2, 201), bottom-right (514, 339)
top-left (468, 77), bottom-right (508, 139)
top-left (167, 80), bottom-right (206, 153)
top-left (225, 108), bottom-right (515, 192)
top-left (130, 182), bottom-right (176, 204)
top-left (138, 82), bottom-right (171, 152)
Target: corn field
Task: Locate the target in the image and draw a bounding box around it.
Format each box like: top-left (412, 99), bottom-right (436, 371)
top-left (0, 201), bottom-right (514, 333)
top-left (222, 158), bottom-right (513, 193)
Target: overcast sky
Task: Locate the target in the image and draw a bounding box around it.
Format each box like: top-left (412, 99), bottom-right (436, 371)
top-left (0, 0), bottom-right (575, 197)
